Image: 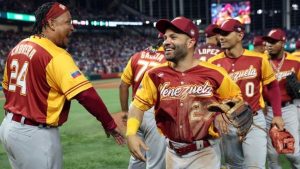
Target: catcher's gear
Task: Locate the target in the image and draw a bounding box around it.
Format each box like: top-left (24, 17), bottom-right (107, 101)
top-left (207, 99), bottom-right (253, 140)
top-left (286, 72), bottom-right (300, 99)
top-left (269, 125), bottom-right (295, 154)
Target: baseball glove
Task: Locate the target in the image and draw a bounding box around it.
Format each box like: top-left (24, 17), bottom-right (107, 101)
top-left (269, 125), bottom-right (295, 154)
top-left (286, 72), bottom-right (300, 99)
top-left (207, 98), bottom-right (253, 140)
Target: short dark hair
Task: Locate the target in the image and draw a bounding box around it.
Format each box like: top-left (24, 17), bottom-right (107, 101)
top-left (32, 2), bottom-right (56, 34)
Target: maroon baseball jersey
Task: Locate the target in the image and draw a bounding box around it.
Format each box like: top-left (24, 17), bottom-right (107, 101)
top-left (194, 43), bottom-right (222, 61)
top-left (208, 50), bottom-right (276, 112)
top-left (133, 61), bottom-right (241, 142)
top-left (267, 52), bottom-right (300, 102)
top-left (121, 46), bottom-right (166, 97)
top-left (2, 36), bottom-right (92, 126)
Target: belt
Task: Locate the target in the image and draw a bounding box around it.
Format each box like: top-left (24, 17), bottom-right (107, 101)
top-left (168, 140), bottom-right (210, 156)
top-left (266, 101), bottom-right (293, 107)
top-left (9, 113), bottom-right (55, 128)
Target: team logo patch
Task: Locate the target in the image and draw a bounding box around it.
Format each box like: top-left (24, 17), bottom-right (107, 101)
top-left (71, 70), bottom-right (81, 78)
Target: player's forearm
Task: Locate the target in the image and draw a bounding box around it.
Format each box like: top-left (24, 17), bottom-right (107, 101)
top-left (266, 80), bottom-right (282, 116)
top-left (119, 81), bottom-right (130, 112)
top-left (126, 103), bottom-right (144, 136)
top-left (74, 87), bottom-right (117, 130)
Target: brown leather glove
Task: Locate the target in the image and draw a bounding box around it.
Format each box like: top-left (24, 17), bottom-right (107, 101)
top-left (269, 125), bottom-right (295, 154)
top-left (207, 98), bottom-right (253, 140)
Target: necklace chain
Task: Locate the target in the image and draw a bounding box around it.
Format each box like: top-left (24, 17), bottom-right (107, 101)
top-left (270, 55), bottom-right (285, 73)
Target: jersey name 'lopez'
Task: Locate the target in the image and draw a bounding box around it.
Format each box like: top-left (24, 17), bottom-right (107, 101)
top-left (197, 48), bottom-right (220, 56)
top-left (10, 44), bottom-right (36, 60)
top-left (140, 51), bottom-right (164, 62)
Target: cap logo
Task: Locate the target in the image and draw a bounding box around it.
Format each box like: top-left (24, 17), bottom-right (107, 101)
top-left (59, 4), bottom-right (66, 10)
top-left (268, 30), bottom-right (277, 37)
top-left (237, 27), bottom-right (241, 32)
top-left (220, 20), bottom-right (230, 28)
top-left (190, 29), bottom-right (195, 37)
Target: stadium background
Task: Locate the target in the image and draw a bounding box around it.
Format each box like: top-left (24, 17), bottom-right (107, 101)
top-left (0, 0), bottom-right (299, 168)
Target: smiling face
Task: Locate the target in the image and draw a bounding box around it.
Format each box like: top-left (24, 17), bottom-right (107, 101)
top-left (163, 29), bottom-right (194, 63)
top-left (218, 30), bottom-right (243, 49)
top-left (50, 11), bottom-right (74, 48)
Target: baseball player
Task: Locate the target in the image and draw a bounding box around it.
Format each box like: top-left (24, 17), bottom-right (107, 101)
top-left (126, 16), bottom-right (243, 169)
top-left (208, 19), bottom-right (284, 169)
top-left (0, 2), bottom-right (124, 169)
top-left (253, 36), bottom-right (265, 53)
top-left (263, 28), bottom-right (300, 168)
top-left (119, 36), bottom-right (167, 169)
top-left (194, 24), bottom-right (222, 61)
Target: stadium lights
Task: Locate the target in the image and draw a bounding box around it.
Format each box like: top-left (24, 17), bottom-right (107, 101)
top-left (257, 9), bottom-right (263, 15)
top-left (292, 4), bottom-right (298, 11)
top-left (72, 20), bottom-right (89, 26)
top-left (7, 12), bottom-right (35, 22)
top-left (0, 11), bottom-right (146, 27)
top-left (108, 21), bottom-right (143, 27)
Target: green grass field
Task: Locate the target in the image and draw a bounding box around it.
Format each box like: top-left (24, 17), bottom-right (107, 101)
top-left (0, 79), bottom-right (293, 168)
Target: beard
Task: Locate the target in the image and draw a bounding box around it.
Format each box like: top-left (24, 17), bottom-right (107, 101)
top-left (165, 45), bottom-right (187, 64)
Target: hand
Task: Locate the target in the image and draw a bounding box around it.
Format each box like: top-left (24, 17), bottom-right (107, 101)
top-left (272, 116), bottom-right (285, 131)
top-left (105, 126), bottom-right (126, 145)
top-left (127, 135), bottom-right (149, 162)
top-left (215, 114), bottom-right (230, 134)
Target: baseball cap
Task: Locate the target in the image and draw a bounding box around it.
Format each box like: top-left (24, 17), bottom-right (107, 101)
top-left (253, 36), bottom-right (264, 46)
top-left (213, 19), bottom-right (245, 34)
top-left (262, 29), bottom-right (286, 42)
top-left (205, 24), bottom-right (219, 38)
top-left (296, 40), bottom-right (300, 49)
top-left (156, 16), bottom-right (199, 42)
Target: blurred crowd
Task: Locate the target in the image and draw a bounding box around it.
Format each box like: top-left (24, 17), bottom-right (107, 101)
top-left (0, 31), bottom-right (156, 78)
top-left (0, 0), bottom-right (154, 22)
top-left (0, 28), bottom-right (299, 80)
top-left (69, 33), bottom-right (155, 75)
top-left (0, 28), bottom-right (300, 79)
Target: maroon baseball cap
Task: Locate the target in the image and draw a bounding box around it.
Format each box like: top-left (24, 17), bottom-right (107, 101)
top-left (213, 19), bottom-right (245, 34)
top-left (262, 29), bottom-right (286, 42)
top-left (296, 40), bottom-right (300, 49)
top-left (156, 16), bottom-right (199, 41)
top-left (205, 24), bottom-right (219, 37)
top-left (253, 36), bottom-right (264, 46)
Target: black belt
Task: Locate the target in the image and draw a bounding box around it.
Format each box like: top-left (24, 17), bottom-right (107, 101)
top-left (8, 112), bottom-right (55, 128)
top-left (168, 140), bottom-right (210, 156)
top-left (266, 101), bottom-right (293, 107)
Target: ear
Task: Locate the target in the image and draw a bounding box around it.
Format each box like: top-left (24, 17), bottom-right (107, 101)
top-left (47, 19), bottom-right (56, 31)
top-left (187, 38), bottom-right (196, 48)
top-left (238, 32), bottom-right (244, 40)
